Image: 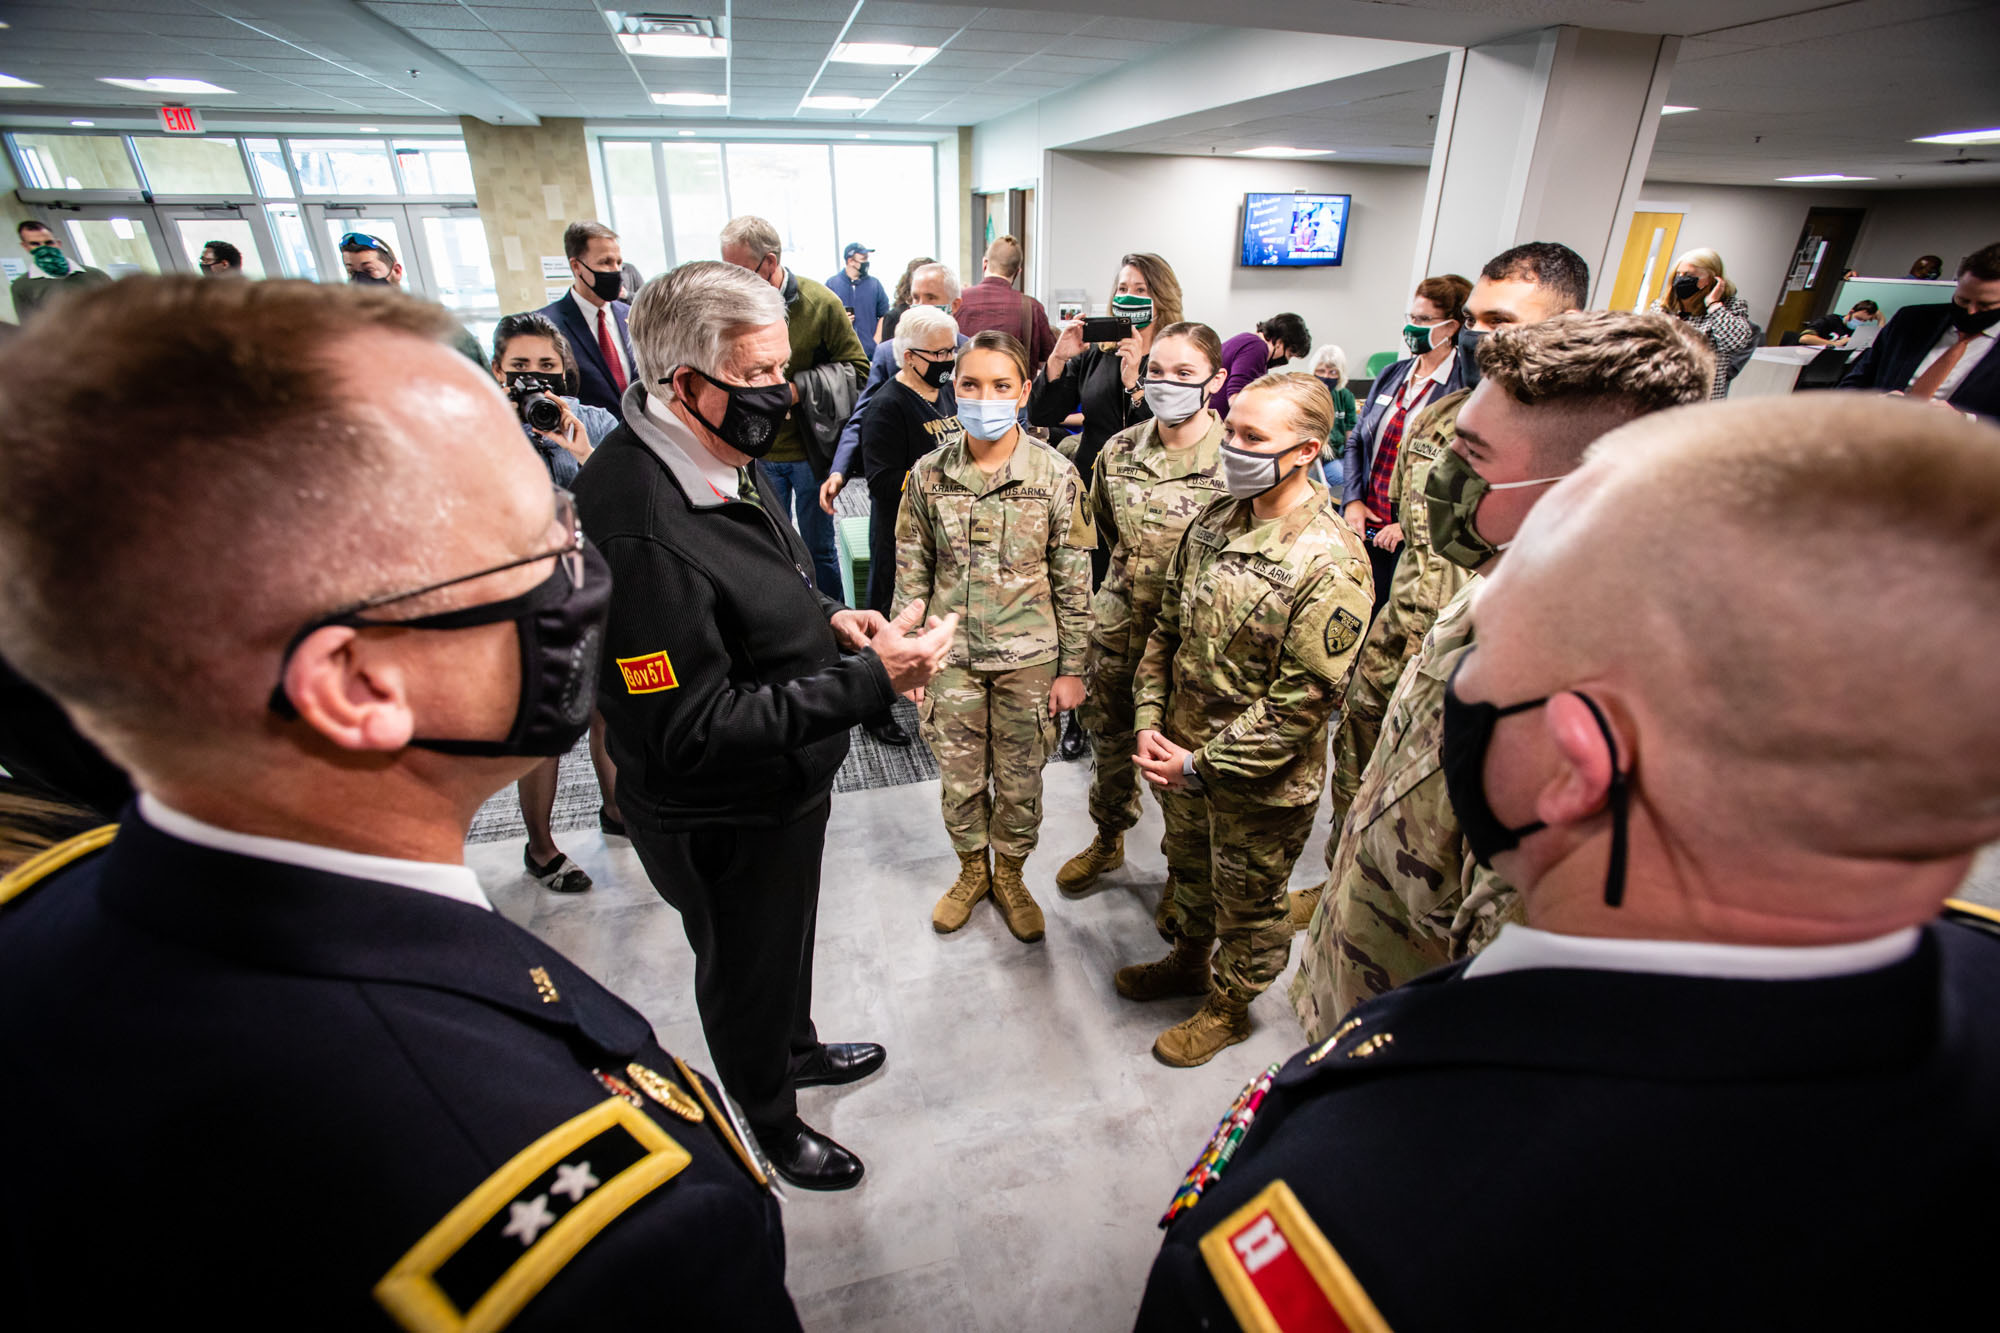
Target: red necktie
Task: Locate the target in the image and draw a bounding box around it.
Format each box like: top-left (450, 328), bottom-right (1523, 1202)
top-left (1906, 329), bottom-right (1974, 402)
top-left (598, 306), bottom-right (628, 394)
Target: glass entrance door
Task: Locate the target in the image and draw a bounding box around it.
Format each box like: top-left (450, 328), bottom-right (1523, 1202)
top-left (56, 207), bottom-right (172, 278)
top-left (406, 204), bottom-right (499, 353)
top-left (155, 204), bottom-right (279, 278)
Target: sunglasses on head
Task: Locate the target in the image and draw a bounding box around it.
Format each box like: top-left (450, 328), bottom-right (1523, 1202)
top-left (339, 232), bottom-right (390, 255)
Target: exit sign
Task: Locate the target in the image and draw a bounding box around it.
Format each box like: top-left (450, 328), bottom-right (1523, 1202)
top-left (158, 105), bottom-right (204, 134)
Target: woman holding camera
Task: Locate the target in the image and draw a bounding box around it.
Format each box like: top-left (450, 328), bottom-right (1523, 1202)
top-left (1648, 246), bottom-right (1754, 399)
top-left (1029, 252), bottom-right (1184, 488)
top-left (489, 312), bottom-right (621, 895)
top-left (491, 311), bottom-right (618, 486)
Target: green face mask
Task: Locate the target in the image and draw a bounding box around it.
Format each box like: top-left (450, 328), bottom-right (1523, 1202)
top-left (1422, 445), bottom-right (1564, 572)
top-left (30, 244), bottom-right (71, 278)
top-left (1110, 292), bottom-right (1153, 329)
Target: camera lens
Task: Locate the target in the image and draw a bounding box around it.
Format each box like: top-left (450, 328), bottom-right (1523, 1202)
top-left (525, 394), bottom-right (564, 433)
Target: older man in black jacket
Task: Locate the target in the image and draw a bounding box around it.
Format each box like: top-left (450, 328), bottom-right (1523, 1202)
top-left (574, 260), bottom-right (955, 1191)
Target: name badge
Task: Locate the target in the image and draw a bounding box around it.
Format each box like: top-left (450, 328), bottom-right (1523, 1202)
top-left (971, 516), bottom-right (998, 544)
top-left (1408, 436), bottom-right (1440, 459)
top-left (1190, 524), bottom-right (1225, 549)
top-left (1373, 394), bottom-right (1392, 407)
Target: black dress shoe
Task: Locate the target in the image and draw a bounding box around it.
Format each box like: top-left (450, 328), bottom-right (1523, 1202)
top-left (756, 1122), bottom-right (865, 1191)
top-left (863, 713), bottom-right (912, 747)
top-left (1059, 714), bottom-right (1090, 762)
top-left (790, 1041), bottom-right (887, 1088)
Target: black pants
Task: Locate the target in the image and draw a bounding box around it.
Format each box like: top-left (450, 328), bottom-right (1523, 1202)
top-left (1366, 541), bottom-right (1399, 619)
top-left (627, 797), bottom-right (829, 1135)
top-left (866, 475), bottom-right (902, 615)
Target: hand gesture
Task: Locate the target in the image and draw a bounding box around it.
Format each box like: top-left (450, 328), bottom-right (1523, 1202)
top-left (871, 598), bottom-right (959, 695)
top-left (828, 607), bottom-right (889, 650)
top-left (1373, 521), bottom-right (1403, 552)
top-left (819, 472), bottom-right (846, 515)
top-left (1047, 320), bottom-right (1086, 379)
top-left (1115, 335), bottom-right (1146, 389)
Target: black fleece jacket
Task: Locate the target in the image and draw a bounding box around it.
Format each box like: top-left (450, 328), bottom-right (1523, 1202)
top-left (573, 398), bottom-right (894, 831)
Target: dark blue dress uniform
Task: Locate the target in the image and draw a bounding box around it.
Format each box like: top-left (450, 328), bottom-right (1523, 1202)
top-left (1135, 907), bottom-right (2000, 1333)
top-left (0, 814), bottom-right (804, 1331)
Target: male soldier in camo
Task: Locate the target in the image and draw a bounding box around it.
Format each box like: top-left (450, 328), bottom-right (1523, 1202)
top-left (897, 331), bottom-right (1093, 942)
top-left (1289, 242), bottom-right (1592, 931)
top-left (1118, 372), bottom-right (1373, 1068)
top-left (1057, 322), bottom-right (1231, 917)
top-left (1289, 311), bottom-right (1713, 1040)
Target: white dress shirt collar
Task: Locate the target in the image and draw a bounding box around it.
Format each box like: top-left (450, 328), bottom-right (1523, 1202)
top-left (644, 392), bottom-right (742, 500)
top-left (569, 286), bottom-right (631, 377)
top-left (1914, 321), bottom-right (1996, 398)
top-left (1462, 921), bottom-right (1920, 982)
top-left (138, 793), bottom-right (493, 911)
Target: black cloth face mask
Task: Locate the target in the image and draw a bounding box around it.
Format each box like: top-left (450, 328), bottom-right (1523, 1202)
top-left (269, 541), bottom-right (612, 758)
top-left (1671, 273), bottom-right (1704, 302)
top-left (1441, 659), bottom-right (1631, 907)
top-left (1950, 304), bottom-right (2000, 335)
top-left (672, 369), bottom-right (793, 458)
top-left (911, 350), bottom-right (956, 388)
top-left (580, 265), bottom-right (623, 303)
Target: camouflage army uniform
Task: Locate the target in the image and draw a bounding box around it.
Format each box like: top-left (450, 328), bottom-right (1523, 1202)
top-left (1132, 483), bottom-right (1373, 1002)
top-left (1325, 390), bottom-right (1476, 833)
top-left (1081, 415), bottom-right (1229, 833)
top-left (896, 433), bottom-right (1093, 858)
top-left (1287, 581), bottom-right (1518, 1040)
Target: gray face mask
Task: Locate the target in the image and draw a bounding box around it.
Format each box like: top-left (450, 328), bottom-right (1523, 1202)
top-left (1219, 439), bottom-right (1313, 499)
top-left (1142, 378), bottom-right (1207, 425)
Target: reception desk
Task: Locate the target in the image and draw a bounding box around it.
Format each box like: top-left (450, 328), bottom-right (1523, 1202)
top-left (1730, 345), bottom-right (1853, 398)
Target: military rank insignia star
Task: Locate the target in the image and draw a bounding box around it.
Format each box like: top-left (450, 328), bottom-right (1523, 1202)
top-left (1325, 606), bottom-right (1364, 656)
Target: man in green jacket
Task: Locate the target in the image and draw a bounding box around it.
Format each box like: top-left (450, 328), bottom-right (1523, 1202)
top-left (11, 221), bottom-right (112, 323)
top-left (721, 216), bottom-right (870, 601)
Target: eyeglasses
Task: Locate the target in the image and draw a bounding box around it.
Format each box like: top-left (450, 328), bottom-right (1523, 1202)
top-left (338, 231), bottom-right (390, 255)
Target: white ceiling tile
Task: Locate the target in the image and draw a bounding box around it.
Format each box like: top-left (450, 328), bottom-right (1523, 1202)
top-left (364, 3), bottom-right (489, 31)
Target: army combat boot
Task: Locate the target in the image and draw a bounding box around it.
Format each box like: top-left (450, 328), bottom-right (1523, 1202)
top-left (1286, 881), bottom-right (1323, 933)
top-left (990, 853), bottom-right (1045, 942)
top-left (1153, 988), bottom-right (1252, 1068)
top-left (1056, 827), bottom-right (1124, 895)
top-left (1114, 934), bottom-right (1212, 1001)
top-left (932, 849), bottom-right (991, 933)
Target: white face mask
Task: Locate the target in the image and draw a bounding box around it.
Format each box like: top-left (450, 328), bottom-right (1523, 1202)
top-left (957, 396), bottom-right (1019, 441)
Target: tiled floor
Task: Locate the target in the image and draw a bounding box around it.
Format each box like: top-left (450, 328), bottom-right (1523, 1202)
top-left (469, 762), bottom-right (2000, 1332)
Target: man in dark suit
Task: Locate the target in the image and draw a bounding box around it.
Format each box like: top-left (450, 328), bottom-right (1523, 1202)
top-left (0, 275), bottom-right (801, 1328)
top-left (1840, 240), bottom-right (2000, 417)
top-left (533, 221), bottom-right (636, 420)
top-left (1138, 393), bottom-right (2000, 1332)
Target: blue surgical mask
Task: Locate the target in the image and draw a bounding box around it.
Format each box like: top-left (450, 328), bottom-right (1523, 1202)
top-left (957, 396), bottom-right (1019, 441)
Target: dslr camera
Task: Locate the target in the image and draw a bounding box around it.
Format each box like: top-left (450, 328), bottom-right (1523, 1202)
top-left (508, 374), bottom-right (567, 434)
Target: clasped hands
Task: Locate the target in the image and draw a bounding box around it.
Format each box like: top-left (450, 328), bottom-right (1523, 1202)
top-left (1135, 728), bottom-right (1197, 790)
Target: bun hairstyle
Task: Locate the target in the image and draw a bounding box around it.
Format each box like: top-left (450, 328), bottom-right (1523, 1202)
top-left (1236, 370), bottom-right (1336, 452)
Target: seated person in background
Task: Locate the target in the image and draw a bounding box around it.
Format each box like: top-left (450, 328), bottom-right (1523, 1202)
top-left (1911, 253), bottom-right (1944, 279)
top-left (489, 312), bottom-right (622, 894)
top-left (1840, 241), bottom-right (2000, 417)
top-left (0, 275), bottom-right (801, 1328)
top-left (1291, 312), bottom-right (1712, 1037)
top-left (1799, 298), bottom-right (1879, 346)
top-left (1138, 392), bottom-right (2000, 1333)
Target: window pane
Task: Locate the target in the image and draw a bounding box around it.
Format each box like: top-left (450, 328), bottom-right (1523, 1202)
top-left (394, 141), bottom-right (473, 196)
top-left (132, 137), bottom-right (251, 195)
top-left (65, 217), bottom-right (158, 277)
top-left (11, 133), bottom-right (140, 191)
top-left (266, 204), bottom-right (318, 279)
top-left (245, 137), bottom-right (294, 198)
top-left (833, 145), bottom-right (937, 296)
top-left (602, 141), bottom-right (668, 277)
top-left (418, 214), bottom-right (498, 318)
top-left (661, 143), bottom-right (727, 269)
top-left (290, 139), bottom-right (398, 196)
top-left (722, 143), bottom-right (833, 277)
top-left (173, 218), bottom-right (266, 278)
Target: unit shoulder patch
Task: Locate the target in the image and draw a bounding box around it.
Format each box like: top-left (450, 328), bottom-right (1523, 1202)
top-left (617, 650), bottom-right (679, 695)
top-left (1198, 1179), bottom-right (1394, 1333)
top-left (0, 824), bottom-right (116, 909)
top-left (375, 1098), bottom-right (691, 1333)
top-left (1325, 606), bottom-right (1364, 657)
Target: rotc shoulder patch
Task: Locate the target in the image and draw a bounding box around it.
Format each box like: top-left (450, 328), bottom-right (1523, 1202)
top-left (617, 650), bottom-right (678, 695)
top-left (375, 1099), bottom-right (691, 1333)
top-left (1325, 607), bottom-right (1364, 657)
top-left (1199, 1179), bottom-right (1393, 1333)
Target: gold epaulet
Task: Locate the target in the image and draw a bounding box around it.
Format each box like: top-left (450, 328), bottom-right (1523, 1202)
top-left (1943, 898), bottom-right (2000, 938)
top-left (0, 824), bottom-right (117, 908)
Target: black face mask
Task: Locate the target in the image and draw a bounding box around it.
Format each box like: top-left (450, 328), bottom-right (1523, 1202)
top-left (1671, 273), bottom-right (1703, 303)
top-left (673, 368), bottom-right (793, 458)
top-left (912, 351), bottom-right (955, 388)
top-left (1440, 661), bottom-right (1631, 907)
top-left (1455, 327), bottom-right (1489, 385)
top-left (348, 271), bottom-right (393, 286)
top-left (269, 541), bottom-right (612, 758)
top-left (581, 265), bottom-right (624, 303)
top-left (855, 261), bottom-right (870, 280)
top-left (1950, 304), bottom-right (2000, 335)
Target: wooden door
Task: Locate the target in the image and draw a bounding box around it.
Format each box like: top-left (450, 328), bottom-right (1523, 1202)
top-left (1766, 208), bottom-right (1867, 344)
top-left (1608, 210), bottom-right (1683, 313)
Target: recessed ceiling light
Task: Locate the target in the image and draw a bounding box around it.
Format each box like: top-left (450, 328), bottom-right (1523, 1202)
top-left (829, 43), bottom-right (938, 67)
top-left (651, 92), bottom-right (726, 107)
top-left (0, 73), bottom-right (43, 90)
top-left (803, 95), bottom-right (876, 111)
top-left (619, 33), bottom-right (726, 58)
top-left (1661, 105), bottom-right (1698, 115)
top-left (1237, 146), bottom-right (1335, 158)
top-left (1912, 127), bottom-right (2000, 146)
top-left (70, 119), bottom-right (96, 127)
top-left (99, 77), bottom-right (237, 95)
top-left (1777, 173), bottom-right (1875, 182)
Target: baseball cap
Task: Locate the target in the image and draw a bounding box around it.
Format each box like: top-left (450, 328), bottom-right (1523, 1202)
top-left (843, 242), bottom-right (872, 259)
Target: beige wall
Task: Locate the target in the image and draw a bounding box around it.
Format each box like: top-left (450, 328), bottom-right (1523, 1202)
top-left (459, 116), bottom-right (599, 316)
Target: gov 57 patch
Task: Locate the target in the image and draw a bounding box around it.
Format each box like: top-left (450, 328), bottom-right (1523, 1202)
top-left (618, 650), bottom-right (679, 694)
top-left (1199, 1179), bottom-right (1393, 1333)
top-left (375, 1098), bottom-right (690, 1332)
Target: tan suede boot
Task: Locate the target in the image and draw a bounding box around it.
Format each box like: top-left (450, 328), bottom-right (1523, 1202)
top-left (1286, 881), bottom-right (1323, 933)
top-left (1153, 989), bottom-right (1253, 1068)
top-left (1055, 827), bottom-right (1125, 895)
top-left (990, 853), bottom-right (1045, 942)
top-left (1114, 934), bottom-right (1212, 1001)
top-left (931, 849), bottom-right (990, 933)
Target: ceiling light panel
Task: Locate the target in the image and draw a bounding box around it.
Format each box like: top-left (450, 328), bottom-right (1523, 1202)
top-left (1776, 173), bottom-right (1874, 182)
top-left (1912, 127), bottom-right (2000, 145)
top-left (802, 95), bottom-right (878, 110)
top-left (99, 77), bottom-right (237, 95)
top-left (619, 33), bottom-right (726, 58)
top-left (651, 92), bottom-right (728, 106)
top-left (829, 43), bottom-right (939, 67)
top-left (0, 73), bottom-right (44, 89)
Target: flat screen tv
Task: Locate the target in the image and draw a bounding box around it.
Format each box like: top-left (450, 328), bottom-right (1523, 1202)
top-left (1240, 193), bottom-right (1351, 268)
